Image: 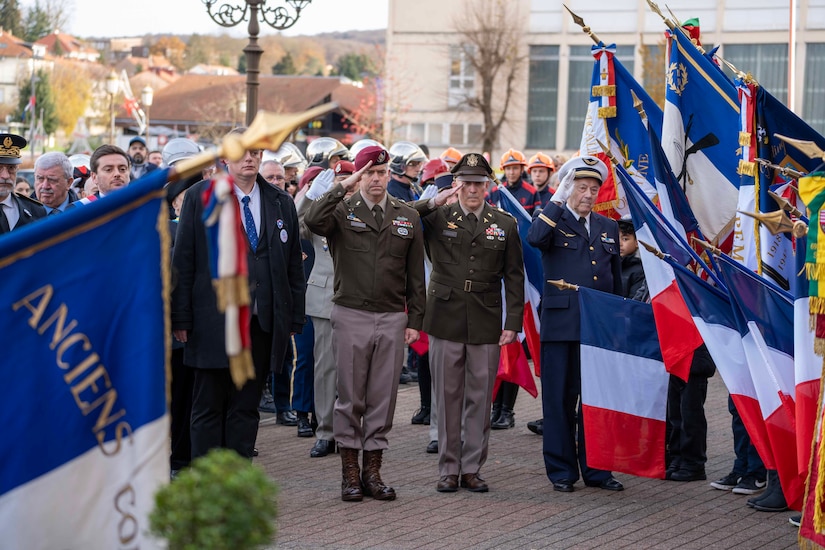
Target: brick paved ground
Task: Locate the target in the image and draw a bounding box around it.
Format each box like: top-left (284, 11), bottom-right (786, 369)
top-left (254, 375), bottom-right (799, 549)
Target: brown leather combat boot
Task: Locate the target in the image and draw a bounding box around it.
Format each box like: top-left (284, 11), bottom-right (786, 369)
top-left (361, 449), bottom-right (396, 501)
top-left (340, 448), bottom-right (363, 502)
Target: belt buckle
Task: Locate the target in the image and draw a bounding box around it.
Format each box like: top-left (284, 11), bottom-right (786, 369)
top-left (464, 280), bottom-right (472, 292)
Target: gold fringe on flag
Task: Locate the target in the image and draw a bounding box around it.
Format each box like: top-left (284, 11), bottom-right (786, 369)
top-left (598, 106), bottom-right (616, 119)
top-left (737, 159), bottom-right (756, 177)
top-left (229, 349), bottom-right (255, 389)
top-left (591, 85), bottom-right (616, 97)
top-left (738, 131), bottom-right (752, 146)
top-left (213, 276), bottom-right (251, 311)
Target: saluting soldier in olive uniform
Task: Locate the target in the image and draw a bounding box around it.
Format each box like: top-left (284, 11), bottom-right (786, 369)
top-left (412, 153), bottom-right (524, 493)
top-left (305, 146), bottom-right (426, 503)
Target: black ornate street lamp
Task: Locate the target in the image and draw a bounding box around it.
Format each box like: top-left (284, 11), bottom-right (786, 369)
top-left (202, 0), bottom-right (311, 126)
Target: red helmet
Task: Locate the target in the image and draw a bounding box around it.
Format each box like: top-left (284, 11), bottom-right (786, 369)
top-left (499, 148), bottom-right (527, 169)
top-left (421, 158), bottom-right (451, 184)
top-left (528, 152), bottom-right (555, 172)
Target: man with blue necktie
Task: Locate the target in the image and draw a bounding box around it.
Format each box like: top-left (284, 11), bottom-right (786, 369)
top-left (172, 127), bottom-right (306, 460)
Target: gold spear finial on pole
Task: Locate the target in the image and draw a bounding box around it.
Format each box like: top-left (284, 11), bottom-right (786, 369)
top-left (737, 209), bottom-right (808, 238)
top-left (755, 158), bottom-right (805, 180)
top-left (691, 236), bottom-right (723, 256)
top-left (563, 4), bottom-right (601, 45)
top-left (646, 0), bottom-right (676, 30)
top-left (638, 240), bottom-right (666, 260)
top-left (547, 279), bottom-right (580, 292)
top-left (768, 190), bottom-right (805, 218)
top-left (595, 138), bottom-right (620, 166)
top-left (171, 102), bottom-right (338, 182)
top-left (775, 134), bottom-right (825, 161)
top-left (630, 89), bottom-right (646, 123)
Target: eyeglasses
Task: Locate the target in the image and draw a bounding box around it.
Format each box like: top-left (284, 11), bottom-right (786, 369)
top-left (264, 175), bottom-right (286, 182)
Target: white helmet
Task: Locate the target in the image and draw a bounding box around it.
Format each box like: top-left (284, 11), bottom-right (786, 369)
top-left (389, 141), bottom-right (427, 176)
top-left (274, 142), bottom-right (306, 170)
top-left (349, 138), bottom-right (384, 161)
top-left (306, 137), bottom-right (349, 167)
top-left (162, 138), bottom-right (201, 167)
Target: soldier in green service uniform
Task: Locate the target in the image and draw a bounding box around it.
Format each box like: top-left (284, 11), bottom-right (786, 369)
top-left (304, 145), bottom-right (426, 503)
top-left (412, 153), bottom-right (525, 493)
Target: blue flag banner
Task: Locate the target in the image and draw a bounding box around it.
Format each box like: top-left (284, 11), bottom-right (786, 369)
top-left (0, 168), bottom-right (170, 549)
top-left (663, 29), bottom-right (740, 245)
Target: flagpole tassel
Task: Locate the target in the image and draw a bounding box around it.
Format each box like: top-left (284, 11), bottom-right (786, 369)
top-left (597, 106), bottom-right (617, 118)
top-left (738, 131), bottom-right (752, 147)
top-left (737, 160), bottom-right (757, 177)
top-left (807, 264), bottom-right (825, 281)
top-left (229, 350), bottom-right (255, 390)
top-left (591, 85), bottom-right (616, 97)
top-left (213, 276), bottom-right (251, 311)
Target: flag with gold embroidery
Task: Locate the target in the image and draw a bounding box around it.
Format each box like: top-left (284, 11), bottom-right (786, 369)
top-left (0, 169), bottom-right (170, 549)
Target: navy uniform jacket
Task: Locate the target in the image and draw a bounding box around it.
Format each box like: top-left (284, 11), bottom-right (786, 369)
top-left (413, 200), bottom-right (524, 344)
top-left (526, 201), bottom-right (622, 342)
top-left (387, 177), bottom-right (417, 203)
top-left (0, 192), bottom-right (46, 234)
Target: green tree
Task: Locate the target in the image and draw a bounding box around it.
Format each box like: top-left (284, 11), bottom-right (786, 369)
top-left (0, 0), bottom-right (23, 38)
top-left (17, 69), bottom-right (57, 135)
top-left (183, 33), bottom-right (210, 70)
top-left (335, 53), bottom-right (376, 81)
top-left (271, 52), bottom-right (296, 75)
top-left (237, 53), bottom-right (246, 74)
top-left (22, 1), bottom-right (50, 42)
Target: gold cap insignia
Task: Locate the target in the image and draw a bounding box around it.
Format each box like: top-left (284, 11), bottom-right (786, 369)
top-left (0, 133), bottom-right (25, 164)
top-left (467, 154), bottom-right (479, 167)
top-left (583, 157), bottom-right (598, 166)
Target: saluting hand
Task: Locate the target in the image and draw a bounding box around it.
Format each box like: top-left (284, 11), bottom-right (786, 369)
top-left (551, 169), bottom-right (576, 206)
top-left (404, 328), bottom-right (420, 345)
top-left (434, 181), bottom-right (462, 207)
top-left (499, 330), bottom-right (517, 346)
top-left (340, 160), bottom-right (372, 192)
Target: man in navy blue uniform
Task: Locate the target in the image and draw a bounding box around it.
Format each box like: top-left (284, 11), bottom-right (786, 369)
top-left (526, 155), bottom-right (624, 493)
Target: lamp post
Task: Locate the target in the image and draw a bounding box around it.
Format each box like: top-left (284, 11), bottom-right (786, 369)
top-left (202, 0), bottom-right (311, 126)
top-left (141, 85), bottom-right (154, 146)
top-left (106, 71), bottom-right (119, 144)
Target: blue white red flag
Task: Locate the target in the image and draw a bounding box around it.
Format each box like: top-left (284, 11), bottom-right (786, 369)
top-left (671, 258), bottom-right (775, 470)
top-left (0, 168), bottom-right (171, 548)
top-left (662, 29), bottom-right (740, 246)
top-left (718, 254), bottom-right (804, 511)
top-left (620, 163), bottom-right (705, 381)
top-left (579, 287), bottom-right (669, 479)
top-left (494, 186), bottom-right (540, 397)
top-left (579, 43), bottom-right (660, 218)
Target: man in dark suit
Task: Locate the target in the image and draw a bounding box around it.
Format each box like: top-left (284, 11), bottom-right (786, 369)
top-left (413, 153), bottom-right (524, 493)
top-left (172, 128), bottom-right (306, 460)
top-left (0, 133), bottom-right (45, 234)
top-left (527, 156), bottom-right (624, 493)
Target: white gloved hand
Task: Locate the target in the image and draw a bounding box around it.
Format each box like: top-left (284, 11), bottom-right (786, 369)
top-left (551, 168), bottom-right (576, 206)
top-left (419, 183), bottom-right (438, 201)
top-left (304, 168), bottom-right (335, 200)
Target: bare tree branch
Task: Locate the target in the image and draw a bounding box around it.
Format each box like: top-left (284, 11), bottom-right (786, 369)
top-left (453, 0), bottom-right (526, 153)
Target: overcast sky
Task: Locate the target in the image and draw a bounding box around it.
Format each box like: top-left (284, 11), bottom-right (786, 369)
top-left (20, 0), bottom-right (388, 38)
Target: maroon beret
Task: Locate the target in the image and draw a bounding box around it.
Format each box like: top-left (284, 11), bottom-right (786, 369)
top-left (334, 160), bottom-right (355, 176)
top-left (354, 145), bottom-right (389, 171)
top-left (299, 166), bottom-right (324, 189)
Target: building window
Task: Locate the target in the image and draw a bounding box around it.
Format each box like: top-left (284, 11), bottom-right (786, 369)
top-left (467, 124), bottom-right (482, 147)
top-left (526, 45), bottom-right (559, 149)
top-left (804, 43), bottom-right (825, 135)
top-left (449, 123), bottom-right (464, 145)
top-left (428, 123), bottom-right (445, 145)
top-left (565, 45), bottom-right (635, 150)
top-left (408, 123), bottom-right (426, 144)
top-left (722, 44), bottom-right (788, 105)
top-left (448, 45), bottom-right (475, 109)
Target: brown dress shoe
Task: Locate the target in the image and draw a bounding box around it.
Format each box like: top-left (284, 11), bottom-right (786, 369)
top-left (460, 473), bottom-right (489, 492)
top-left (340, 448), bottom-right (363, 502)
top-left (361, 450), bottom-right (396, 500)
top-left (437, 475), bottom-right (459, 493)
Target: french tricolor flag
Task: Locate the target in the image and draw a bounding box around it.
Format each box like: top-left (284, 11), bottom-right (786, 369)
top-left (793, 235), bottom-right (820, 477)
top-left (579, 288), bottom-right (669, 479)
top-left (672, 260), bottom-right (775, 471)
top-left (719, 255), bottom-right (804, 511)
top-left (494, 186), bottom-right (542, 397)
top-left (620, 165), bottom-right (704, 382)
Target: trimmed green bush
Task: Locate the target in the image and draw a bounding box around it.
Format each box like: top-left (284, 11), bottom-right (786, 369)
top-left (150, 449), bottom-right (278, 550)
